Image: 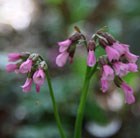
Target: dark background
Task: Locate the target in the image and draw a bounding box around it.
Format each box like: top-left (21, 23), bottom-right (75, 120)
top-left (0, 0), bottom-right (140, 138)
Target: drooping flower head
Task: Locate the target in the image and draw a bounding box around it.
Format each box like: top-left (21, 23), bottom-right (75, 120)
top-left (6, 52), bottom-right (47, 93)
top-left (97, 31), bottom-right (139, 104)
top-left (56, 32), bottom-right (82, 67)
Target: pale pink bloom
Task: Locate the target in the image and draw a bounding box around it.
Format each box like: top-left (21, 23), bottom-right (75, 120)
top-left (102, 65), bottom-right (114, 80)
top-left (87, 50), bottom-right (96, 67)
top-left (19, 59), bottom-right (33, 73)
top-left (125, 51), bottom-right (139, 63)
top-left (58, 39), bottom-right (72, 52)
top-left (127, 63), bottom-right (138, 72)
top-left (112, 42), bottom-right (128, 55)
top-left (6, 64), bottom-right (17, 72)
top-left (101, 78), bottom-right (109, 93)
top-left (105, 46), bottom-right (120, 62)
top-left (33, 68), bottom-right (45, 85)
top-left (56, 52), bottom-right (69, 67)
top-left (113, 62), bottom-right (129, 77)
top-left (8, 53), bottom-right (21, 62)
top-left (33, 68), bottom-right (45, 92)
top-left (121, 82), bottom-right (135, 104)
top-left (21, 78), bottom-right (32, 92)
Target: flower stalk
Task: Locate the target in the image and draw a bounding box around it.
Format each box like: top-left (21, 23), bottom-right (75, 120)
top-left (45, 70), bottom-right (66, 138)
top-left (74, 65), bottom-right (97, 138)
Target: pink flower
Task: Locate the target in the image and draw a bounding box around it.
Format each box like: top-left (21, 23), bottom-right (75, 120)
top-left (58, 39), bottom-right (72, 52)
top-left (121, 82), bottom-right (135, 104)
top-left (6, 64), bottom-right (17, 72)
top-left (8, 53), bottom-right (21, 62)
top-left (125, 51), bottom-right (139, 63)
top-left (105, 46), bottom-right (120, 62)
top-left (113, 62), bottom-right (129, 77)
top-left (102, 65), bottom-right (114, 80)
top-left (101, 78), bottom-right (109, 93)
top-left (128, 63), bottom-right (138, 72)
top-left (33, 68), bottom-right (45, 92)
top-left (56, 52), bottom-right (69, 67)
top-left (19, 59), bottom-right (33, 73)
top-left (21, 78), bottom-right (33, 92)
top-left (112, 42), bottom-right (128, 55)
top-left (87, 50), bottom-right (96, 67)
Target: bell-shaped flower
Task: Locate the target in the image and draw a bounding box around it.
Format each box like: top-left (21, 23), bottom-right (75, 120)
top-left (87, 50), bottom-right (96, 67)
top-left (100, 78), bottom-right (110, 93)
top-left (33, 68), bottom-right (45, 92)
top-left (21, 78), bottom-right (33, 92)
top-left (6, 64), bottom-right (18, 72)
top-left (102, 65), bottom-right (114, 80)
top-left (112, 42), bottom-right (129, 55)
top-left (125, 51), bottom-right (139, 63)
top-left (121, 82), bottom-right (135, 104)
top-left (105, 46), bottom-right (120, 62)
top-left (56, 52), bottom-right (69, 67)
top-left (19, 59), bottom-right (33, 73)
top-left (8, 53), bottom-right (21, 62)
top-left (113, 62), bottom-right (129, 77)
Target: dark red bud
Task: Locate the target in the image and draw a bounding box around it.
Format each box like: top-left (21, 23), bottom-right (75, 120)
top-left (88, 40), bottom-right (96, 51)
top-left (104, 33), bottom-right (116, 45)
top-left (99, 39), bottom-right (108, 48)
top-left (69, 33), bottom-right (82, 42)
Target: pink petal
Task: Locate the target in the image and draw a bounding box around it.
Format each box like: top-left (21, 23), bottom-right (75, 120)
top-left (58, 39), bottom-right (71, 52)
top-left (121, 82), bottom-right (135, 104)
top-left (33, 69), bottom-right (45, 86)
top-left (87, 50), bottom-right (96, 67)
top-left (125, 52), bottom-right (139, 63)
top-left (8, 53), bottom-right (21, 62)
top-left (101, 78), bottom-right (109, 93)
top-left (56, 52), bottom-right (69, 67)
top-left (113, 62), bottom-right (129, 77)
top-left (21, 78), bottom-right (32, 92)
top-left (6, 64), bottom-right (17, 72)
top-left (128, 63), bottom-right (138, 72)
top-left (102, 65), bottom-right (114, 80)
top-left (19, 59), bottom-right (33, 73)
top-left (105, 46), bottom-right (120, 62)
top-left (112, 42), bottom-right (128, 55)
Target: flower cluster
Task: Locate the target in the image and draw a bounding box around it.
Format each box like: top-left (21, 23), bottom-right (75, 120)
top-left (56, 28), bottom-right (139, 104)
top-left (6, 52), bottom-right (47, 93)
top-left (98, 32), bottom-right (139, 104)
top-left (56, 32), bottom-right (82, 67)
top-left (56, 32), bottom-right (97, 67)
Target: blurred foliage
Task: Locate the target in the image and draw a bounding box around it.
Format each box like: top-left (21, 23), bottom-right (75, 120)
top-left (0, 0), bottom-right (140, 138)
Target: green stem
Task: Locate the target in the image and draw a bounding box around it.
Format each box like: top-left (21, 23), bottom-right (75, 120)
top-left (45, 70), bottom-right (66, 138)
top-left (74, 66), bottom-right (97, 138)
